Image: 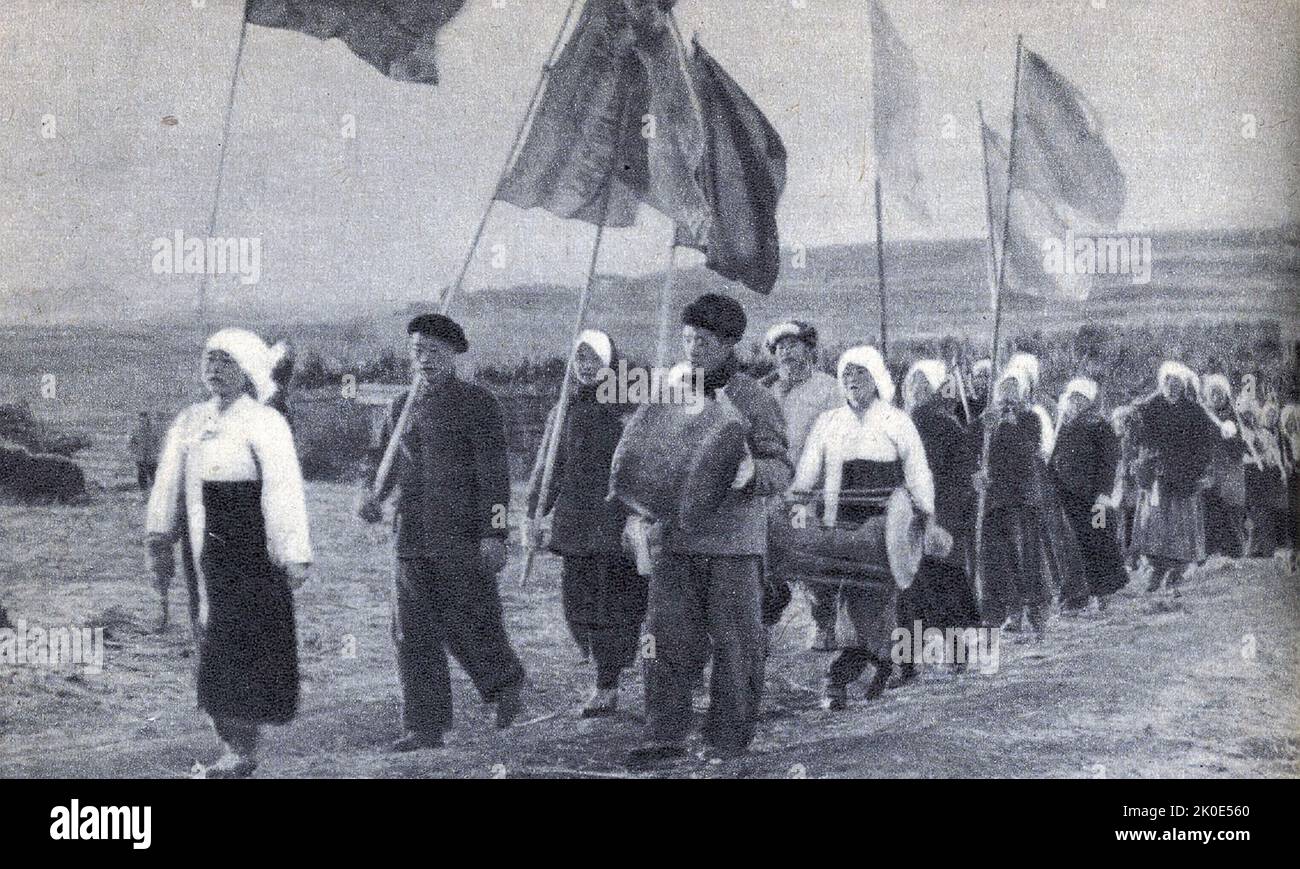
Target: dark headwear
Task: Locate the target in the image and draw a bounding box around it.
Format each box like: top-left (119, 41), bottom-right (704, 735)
top-left (682, 293), bottom-right (746, 345)
top-left (407, 313), bottom-right (468, 354)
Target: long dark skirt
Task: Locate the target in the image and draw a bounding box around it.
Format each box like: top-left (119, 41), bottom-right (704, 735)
top-left (1060, 491), bottom-right (1128, 597)
top-left (196, 480), bottom-right (299, 725)
top-left (1131, 484), bottom-right (1205, 565)
top-left (561, 552), bottom-right (648, 688)
top-left (1202, 491), bottom-right (1244, 558)
top-left (898, 556), bottom-right (981, 633)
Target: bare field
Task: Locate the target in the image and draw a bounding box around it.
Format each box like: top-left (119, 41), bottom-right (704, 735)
top-left (2, 473), bottom-right (1297, 779)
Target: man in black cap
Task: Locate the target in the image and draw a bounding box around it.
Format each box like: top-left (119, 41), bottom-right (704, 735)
top-left (628, 293), bottom-right (791, 767)
top-left (358, 313), bottom-right (526, 751)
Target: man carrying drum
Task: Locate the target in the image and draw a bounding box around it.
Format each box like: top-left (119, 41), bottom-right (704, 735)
top-left (626, 293), bottom-right (791, 768)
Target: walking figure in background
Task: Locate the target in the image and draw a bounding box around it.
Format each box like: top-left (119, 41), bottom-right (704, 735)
top-left (129, 410), bottom-right (161, 491)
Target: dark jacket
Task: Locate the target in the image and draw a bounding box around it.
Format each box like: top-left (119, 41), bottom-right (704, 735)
top-left (1132, 393), bottom-right (1219, 498)
top-left (525, 377), bottom-right (632, 556)
top-left (1051, 411), bottom-right (1120, 502)
top-left (913, 400), bottom-right (976, 544)
top-left (377, 375), bottom-right (511, 556)
top-left (985, 404), bottom-right (1043, 513)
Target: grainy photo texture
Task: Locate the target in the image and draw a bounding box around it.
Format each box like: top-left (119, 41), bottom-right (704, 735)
top-left (1, 0), bottom-right (1297, 781)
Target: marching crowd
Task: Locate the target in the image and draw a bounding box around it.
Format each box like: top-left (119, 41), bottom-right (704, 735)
top-left (141, 294), bottom-right (1299, 776)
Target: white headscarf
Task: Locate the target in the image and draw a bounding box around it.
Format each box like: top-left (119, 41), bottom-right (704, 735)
top-left (575, 329), bottom-right (613, 368)
top-left (1059, 377), bottom-right (1098, 407)
top-left (971, 358), bottom-right (992, 377)
top-left (837, 345), bottom-right (895, 405)
top-left (203, 328), bottom-right (287, 404)
top-left (1156, 360), bottom-right (1198, 396)
top-left (903, 359), bottom-right (946, 412)
top-left (1006, 352), bottom-right (1041, 393)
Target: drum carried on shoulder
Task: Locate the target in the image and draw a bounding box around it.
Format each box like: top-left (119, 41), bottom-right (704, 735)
top-left (607, 399), bottom-right (750, 532)
top-left (768, 487), bottom-right (926, 591)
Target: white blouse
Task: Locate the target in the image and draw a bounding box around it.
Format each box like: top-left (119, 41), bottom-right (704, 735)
top-left (147, 395), bottom-right (313, 573)
top-left (792, 399), bottom-right (935, 526)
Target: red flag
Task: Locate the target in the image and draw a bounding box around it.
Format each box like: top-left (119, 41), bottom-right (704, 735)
top-left (674, 41), bottom-right (788, 295)
top-left (494, 0), bottom-right (706, 233)
top-left (246, 0), bottom-right (468, 85)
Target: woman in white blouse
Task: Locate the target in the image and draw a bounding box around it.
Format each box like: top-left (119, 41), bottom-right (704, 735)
top-left (790, 345), bottom-right (935, 711)
top-left (146, 328), bottom-right (312, 779)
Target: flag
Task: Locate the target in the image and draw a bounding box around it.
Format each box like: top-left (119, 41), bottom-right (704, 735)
top-left (869, 0), bottom-right (930, 222)
top-left (981, 48), bottom-right (1128, 302)
top-left (494, 0), bottom-right (707, 235)
top-left (982, 120), bottom-right (1093, 301)
top-left (1015, 49), bottom-right (1127, 225)
top-left (673, 41), bottom-right (788, 295)
top-left (246, 0), bottom-right (468, 85)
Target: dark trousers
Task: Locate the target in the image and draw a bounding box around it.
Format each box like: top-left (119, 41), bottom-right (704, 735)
top-left (561, 553), bottom-right (647, 689)
top-left (393, 550), bottom-right (525, 734)
top-left (644, 553), bottom-right (764, 752)
top-left (760, 577), bottom-right (837, 631)
top-left (827, 648), bottom-right (890, 687)
top-left (981, 504), bottom-right (1048, 625)
top-left (136, 461), bottom-right (157, 491)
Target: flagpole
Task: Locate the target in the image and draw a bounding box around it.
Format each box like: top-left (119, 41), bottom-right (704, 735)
top-left (973, 34), bottom-right (1024, 611)
top-left (371, 0), bottom-right (584, 503)
top-left (520, 194), bottom-right (614, 586)
top-left (196, 4), bottom-right (250, 328)
top-left (438, 0), bottom-right (584, 317)
top-left (977, 100), bottom-right (1001, 313)
top-left (655, 241), bottom-right (678, 369)
top-left (520, 84), bottom-right (629, 586)
top-left (874, 175), bottom-right (889, 357)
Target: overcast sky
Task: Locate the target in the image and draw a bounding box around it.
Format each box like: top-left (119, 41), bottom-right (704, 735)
top-left (1, 0), bottom-right (1296, 318)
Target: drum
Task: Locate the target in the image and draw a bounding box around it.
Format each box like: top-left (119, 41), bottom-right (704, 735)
top-left (769, 487), bottom-right (925, 590)
top-left (608, 400), bottom-right (749, 532)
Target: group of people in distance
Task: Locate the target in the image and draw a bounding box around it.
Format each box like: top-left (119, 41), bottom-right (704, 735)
top-left (141, 294), bottom-right (1299, 775)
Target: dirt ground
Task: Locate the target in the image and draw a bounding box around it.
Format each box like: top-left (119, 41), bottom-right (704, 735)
top-left (3, 474), bottom-right (1298, 780)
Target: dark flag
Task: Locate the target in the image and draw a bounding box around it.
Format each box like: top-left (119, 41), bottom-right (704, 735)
top-left (495, 0), bottom-right (707, 234)
top-left (674, 41), bottom-right (788, 295)
top-left (246, 0), bottom-right (468, 85)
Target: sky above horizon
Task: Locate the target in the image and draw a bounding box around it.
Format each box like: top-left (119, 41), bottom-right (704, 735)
top-left (1, 0), bottom-right (1297, 319)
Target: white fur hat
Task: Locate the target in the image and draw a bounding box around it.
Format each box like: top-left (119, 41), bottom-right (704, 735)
top-left (203, 328), bottom-right (287, 404)
top-left (837, 345), bottom-right (895, 405)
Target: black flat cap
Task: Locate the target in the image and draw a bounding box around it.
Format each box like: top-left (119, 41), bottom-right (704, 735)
top-left (682, 293), bottom-right (746, 345)
top-left (407, 313), bottom-right (468, 354)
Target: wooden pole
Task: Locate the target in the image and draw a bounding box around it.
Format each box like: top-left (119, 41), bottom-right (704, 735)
top-left (655, 241), bottom-right (678, 369)
top-left (370, 0), bottom-right (584, 500)
top-left (520, 78), bottom-right (630, 585)
top-left (438, 0), bottom-right (585, 317)
top-left (520, 195), bottom-right (614, 585)
top-left (196, 6), bottom-right (250, 328)
top-left (973, 35), bottom-right (1024, 611)
top-left (874, 176), bottom-right (889, 357)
